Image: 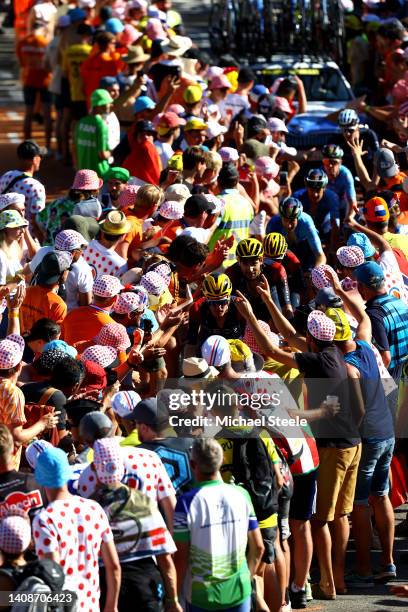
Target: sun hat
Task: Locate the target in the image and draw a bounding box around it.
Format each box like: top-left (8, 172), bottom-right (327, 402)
top-left (105, 167), bottom-right (130, 182)
top-left (0, 193), bottom-right (25, 212)
top-left (93, 438), bottom-right (125, 485)
top-left (43, 340), bottom-right (77, 358)
top-left (185, 118), bottom-right (207, 131)
top-left (167, 103), bottom-right (185, 115)
top-left (0, 210), bottom-right (28, 230)
top-left (93, 274), bottom-right (124, 298)
top-left (140, 271), bottom-right (166, 296)
top-left (94, 322), bottom-right (131, 352)
top-left (164, 183), bottom-right (191, 203)
top-left (209, 73), bottom-right (231, 90)
top-left (206, 121), bottom-right (227, 139)
top-left (336, 245), bottom-right (365, 268)
top-left (111, 390), bottom-right (142, 418)
top-left (123, 45), bottom-right (150, 64)
top-left (183, 85), bottom-right (203, 104)
top-left (90, 88), bottom-right (113, 109)
top-left (347, 232), bottom-right (376, 258)
top-left (0, 515), bottom-right (31, 554)
top-left (158, 200), bottom-right (184, 220)
top-left (161, 35), bottom-right (192, 57)
top-left (155, 111), bottom-right (186, 135)
top-left (25, 440), bottom-right (53, 470)
top-left (81, 345), bottom-right (118, 369)
top-left (78, 0), bottom-right (95, 8)
top-left (134, 95), bottom-right (156, 114)
top-left (268, 117), bottom-right (289, 133)
top-left (35, 251), bottom-right (73, 285)
top-left (243, 320), bottom-right (279, 355)
top-left (105, 17), bottom-right (124, 34)
top-left (274, 96), bottom-right (292, 114)
top-left (81, 359), bottom-right (107, 392)
top-left (255, 156), bottom-right (279, 177)
top-left (218, 147), bottom-right (239, 163)
top-left (325, 307), bottom-right (352, 341)
top-left (147, 262), bottom-right (172, 285)
top-left (311, 264), bottom-right (339, 289)
top-left (99, 210), bottom-right (131, 235)
top-left (71, 169), bottom-right (103, 191)
top-left (353, 261), bottom-right (385, 288)
top-left (0, 334), bottom-right (25, 369)
top-left (113, 291), bottom-right (146, 314)
top-left (35, 447), bottom-right (71, 488)
top-left (307, 310), bottom-right (336, 342)
top-left (146, 17), bottom-right (167, 40)
top-left (182, 357), bottom-right (219, 378)
top-left (363, 196), bottom-right (390, 223)
top-left (55, 229), bottom-right (88, 251)
top-left (167, 153), bottom-right (183, 171)
top-left (117, 185), bottom-right (140, 209)
top-left (119, 24), bottom-right (141, 46)
top-left (201, 335), bottom-right (231, 367)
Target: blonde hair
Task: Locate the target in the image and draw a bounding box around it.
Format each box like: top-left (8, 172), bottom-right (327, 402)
top-left (135, 184), bottom-right (164, 209)
top-left (204, 150), bottom-right (223, 173)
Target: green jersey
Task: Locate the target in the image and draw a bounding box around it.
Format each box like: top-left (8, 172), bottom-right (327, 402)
top-left (74, 114), bottom-right (110, 178)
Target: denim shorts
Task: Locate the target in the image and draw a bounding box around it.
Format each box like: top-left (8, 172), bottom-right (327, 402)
top-left (354, 437), bottom-right (395, 505)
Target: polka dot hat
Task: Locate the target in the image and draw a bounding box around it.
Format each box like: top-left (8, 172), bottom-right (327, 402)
top-left (0, 192), bottom-right (25, 212)
top-left (81, 345), bottom-right (118, 369)
top-left (94, 322), bottom-right (131, 352)
top-left (140, 271), bottom-right (166, 296)
top-left (307, 309), bottom-right (336, 342)
top-left (93, 274), bottom-right (124, 298)
top-left (336, 245), bottom-right (365, 268)
top-left (113, 291), bottom-right (146, 315)
top-left (311, 264), bottom-right (339, 289)
top-left (158, 200), bottom-right (184, 220)
top-left (0, 334), bottom-right (25, 369)
top-left (93, 438), bottom-right (125, 485)
top-left (147, 262), bottom-right (172, 286)
top-left (243, 321), bottom-right (280, 354)
top-left (54, 229), bottom-right (88, 251)
top-left (0, 515), bottom-right (31, 554)
top-left (117, 184), bottom-right (140, 209)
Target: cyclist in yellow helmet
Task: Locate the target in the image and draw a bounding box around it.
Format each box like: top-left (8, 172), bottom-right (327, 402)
top-left (263, 232), bottom-right (306, 309)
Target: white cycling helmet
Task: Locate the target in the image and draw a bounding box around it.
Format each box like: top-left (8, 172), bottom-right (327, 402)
top-left (338, 108), bottom-right (359, 128)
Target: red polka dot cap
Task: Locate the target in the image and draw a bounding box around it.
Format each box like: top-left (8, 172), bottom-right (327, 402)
top-left (307, 310), bottom-right (336, 342)
top-left (336, 245), bottom-right (365, 268)
top-left (71, 169), bottom-right (103, 191)
top-left (147, 262), bottom-right (172, 286)
top-left (140, 271), bottom-right (166, 296)
top-left (93, 274), bottom-right (124, 298)
top-left (158, 200), bottom-right (184, 220)
top-left (93, 438), bottom-right (125, 485)
top-left (243, 321), bottom-right (279, 354)
top-left (0, 515), bottom-right (31, 554)
top-left (94, 322), bottom-right (131, 352)
top-left (311, 264), bottom-right (339, 289)
top-left (0, 192), bottom-right (25, 212)
top-left (117, 184), bottom-right (140, 209)
top-left (55, 229), bottom-right (88, 251)
top-left (0, 334), bottom-right (25, 369)
top-left (113, 291), bottom-right (146, 314)
top-left (81, 345), bottom-right (118, 369)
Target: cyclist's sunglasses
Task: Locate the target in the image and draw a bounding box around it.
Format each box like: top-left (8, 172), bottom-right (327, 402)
top-left (342, 127), bottom-right (357, 135)
top-left (207, 297), bottom-right (230, 305)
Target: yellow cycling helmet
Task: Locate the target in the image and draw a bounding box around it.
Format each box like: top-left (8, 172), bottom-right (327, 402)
top-left (263, 232), bottom-right (288, 259)
top-left (236, 238), bottom-right (264, 259)
top-left (202, 273), bottom-right (232, 299)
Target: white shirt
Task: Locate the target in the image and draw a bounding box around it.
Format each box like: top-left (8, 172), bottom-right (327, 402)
top-left (154, 140), bottom-right (174, 168)
top-left (0, 171), bottom-right (45, 223)
top-left (104, 111), bottom-right (121, 151)
top-left (378, 250), bottom-right (408, 304)
top-left (84, 239), bottom-right (127, 278)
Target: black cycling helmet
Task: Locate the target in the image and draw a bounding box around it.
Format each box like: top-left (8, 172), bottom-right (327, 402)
top-left (279, 197), bottom-right (303, 219)
top-left (304, 168), bottom-right (328, 189)
top-left (322, 144), bottom-right (344, 160)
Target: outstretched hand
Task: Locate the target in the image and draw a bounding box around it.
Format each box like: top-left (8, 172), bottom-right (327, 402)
top-left (256, 274), bottom-right (271, 302)
top-left (234, 290), bottom-right (254, 319)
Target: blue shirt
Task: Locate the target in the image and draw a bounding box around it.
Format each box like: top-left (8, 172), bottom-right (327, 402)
top-left (326, 165), bottom-right (356, 211)
top-left (294, 188), bottom-right (340, 236)
top-left (343, 340), bottom-right (394, 441)
top-left (266, 211), bottom-right (323, 256)
top-left (365, 293), bottom-right (408, 370)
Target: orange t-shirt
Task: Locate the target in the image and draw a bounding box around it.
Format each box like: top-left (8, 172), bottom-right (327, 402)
top-left (122, 214), bottom-right (143, 245)
top-left (62, 305), bottom-right (115, 348)
top-left (16, 33), bottom-right (51, 88)
top-left (384, 172), bottom-right (408, 212)
top-left (80, 50), bottom-right (124, 104)
top-left (20, 286), bottom-right (67, 335)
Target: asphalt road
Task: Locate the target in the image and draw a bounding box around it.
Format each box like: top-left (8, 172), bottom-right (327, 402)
top-left (1, 6), bottom-right (408, 610)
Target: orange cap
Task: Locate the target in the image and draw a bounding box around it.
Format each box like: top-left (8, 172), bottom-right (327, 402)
top-left (363, 196), bottom-right (390, 223)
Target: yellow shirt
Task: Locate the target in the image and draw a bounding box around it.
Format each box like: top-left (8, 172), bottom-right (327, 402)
top-left (383, 231), bottom-right (408, 259)
top-left (63, 43), bottom-right (92, 102)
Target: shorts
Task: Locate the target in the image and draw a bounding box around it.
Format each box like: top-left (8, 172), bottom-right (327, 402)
top-left (70, 100), bottom-right (88, 121)
top-left (139, 356), bottom-right (166, 373)
top-left (314, 444), bottom-right (361, 522)
top-left (354, 437), bottom-right (395, 505)
top-left (260, 525), bottom-right (277, 564)
top-left (289, 470), bottom-right (318, 521)
top-left (100, 557), bottom-right (164, 611)
top-left (23, 86), bottom-right (52, 106)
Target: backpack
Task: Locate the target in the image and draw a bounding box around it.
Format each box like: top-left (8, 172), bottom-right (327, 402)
top-left (219, 430), bottom-right (279, 522)
top-left (93, 484), bottom-right (155, 555)
top-left (0, 559), bottom-right (75, 612)
top-left (23, 388), bottom-right (60, 447)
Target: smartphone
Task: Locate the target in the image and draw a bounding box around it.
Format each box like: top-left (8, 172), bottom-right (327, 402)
top-left (280, 171), bottom-right (288, 186)
top-left (137, 69), bottom-right (144, 78)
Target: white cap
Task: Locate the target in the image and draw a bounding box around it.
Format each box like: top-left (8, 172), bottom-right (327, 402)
top-left (111, 390), bottom-right (141, 418)
top-left (25, 440), bottom-right (53, 470)
top-left (201, 335), bottom-right (231, 367)
top-left (268, 117), bottom-right (288, 133)
top-left (218, 147), bottom-right (239, 162)
top-left (206, 121), bottom-right (228, 139)
top-left (78, 0), bottom-right (96, 7)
